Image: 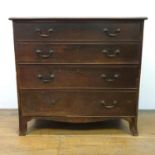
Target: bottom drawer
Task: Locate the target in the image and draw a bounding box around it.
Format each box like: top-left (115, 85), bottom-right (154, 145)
top-left (20, 90), bottom-right (138, 116)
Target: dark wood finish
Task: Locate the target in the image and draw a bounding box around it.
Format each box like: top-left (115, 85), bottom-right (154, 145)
top-left (16, 43), bottom-right (141, 64)
top-left (20, 90), bottom-right (138, 116)
top-left (14, 21), bottom-right (141, 41)
top-left (18, 116), bottom-right (28, 136)
top-left (129, 117), bottom-right (138, 136)
top-left (9, 17), bottom-right (148, 20)
top-left (19, 65), bottom-right (138, 89)
top-left (10, 17), bottom-right (147, 136)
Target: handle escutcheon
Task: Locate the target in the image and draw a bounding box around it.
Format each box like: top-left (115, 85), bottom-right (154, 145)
top-left (100, 73), bottom-right (119, 82)
top-left (37, 73), bottom-right (55, 83)
top-left (35, 28), bottom-right (53, 38)
top-left (100, 100), bottom-right (118, 109)
top-left (35, 49), bottom-right (54, 58)
top-left (103, 28), bottom-right (121, 37)
top-left (102, 49), bottom-right (120, 58)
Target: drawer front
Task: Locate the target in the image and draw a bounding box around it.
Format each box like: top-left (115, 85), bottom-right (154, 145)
top-left (14, 21), bottom-right (141, 41)
top-left (19, 65), bottom-right (139, 89)
top-left (20, 90), bottom-right (137, 116)
top-left (16, 43), bottom-right (140, 64)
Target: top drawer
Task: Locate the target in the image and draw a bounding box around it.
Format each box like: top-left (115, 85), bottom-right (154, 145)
top-left (13, 21), bottom-right (141, 41)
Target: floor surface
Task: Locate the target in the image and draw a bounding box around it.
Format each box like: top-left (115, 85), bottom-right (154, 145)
top-left (0, 109), bottom-right (155, 155)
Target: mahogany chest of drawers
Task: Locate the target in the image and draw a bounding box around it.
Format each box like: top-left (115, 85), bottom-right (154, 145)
top-left (10, 17), bottom-right (147, 136)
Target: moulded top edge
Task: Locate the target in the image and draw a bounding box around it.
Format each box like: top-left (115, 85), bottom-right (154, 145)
top-left (9, 17), bottom-right (148, 21)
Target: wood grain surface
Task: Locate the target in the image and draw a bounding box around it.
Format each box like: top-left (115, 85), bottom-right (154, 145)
top-left (0, 109), bottom-right (154, 155)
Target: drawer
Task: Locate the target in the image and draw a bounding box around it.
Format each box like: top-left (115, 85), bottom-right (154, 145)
top-left (19, 65), bottom-right (139, 89)
top-left (20, 90), bottom-right (137, 116)
top-left (16, 43), bottom-right (140, 64)
top-left (14, 21), bottom-right (141, 41)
